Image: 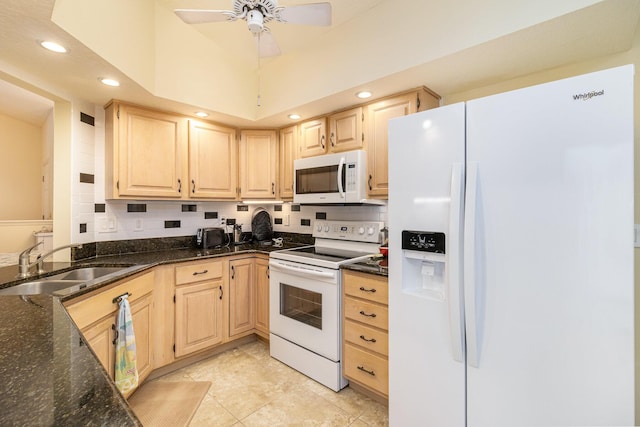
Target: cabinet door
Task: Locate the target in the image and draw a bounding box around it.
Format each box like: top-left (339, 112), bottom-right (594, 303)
top-left (189, 120), bottom-right (238, 199)
top-left (299, 118), bottom-right (327, 158)
top-left (239, 130), bottom-right (277, 199)
top-left (82, 315), bottom-right (116, 379)
top-left (117, 104), bottom-right (186, 198)
top-left (255, 258), bottom-right (270, 337)
top-left (366, 90), bottom-right (439, 197)
top-left (229, 258), bottom-right (256, 337)
top-left (279, 125), bottom-right (298, 200)
top-left (175, 281), bottom-right (224, 357)
top-left (329, 107), bottom-right (364, 153)
top-left (129, 293), bottom-right (153, 383)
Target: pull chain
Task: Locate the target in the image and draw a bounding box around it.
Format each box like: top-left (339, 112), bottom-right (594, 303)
top-left (257, 32), bottom-right (262, 107)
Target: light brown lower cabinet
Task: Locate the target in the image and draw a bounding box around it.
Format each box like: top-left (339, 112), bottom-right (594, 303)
top-left (254, 256), bottom-right (270, 338)
top-left (342, 270), bottom-right (389, 399)
top-left (174, 260), bottom-right (225, 358)
top-left (64, 271), bottom-right (155, 397)
top-left (65, 254), bottom-right (273, 395)
top-left (228, 257), bottom-right (256, 338)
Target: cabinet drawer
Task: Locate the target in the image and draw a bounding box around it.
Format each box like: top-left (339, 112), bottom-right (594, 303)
top-left (344, 319), bottom-right (389, 356)
top-left (66, 272), bottom-right (154, 330)
top-left (344, 343), bottom-right (388, 396)
top-left (176, 260), bottom-right (223, 285)
top-left (343, 271), bottom-right (388, 305)
top-left (344, 296), bottom-right (388, 330)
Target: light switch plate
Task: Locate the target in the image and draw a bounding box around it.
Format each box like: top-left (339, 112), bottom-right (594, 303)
top-left (635, 224), bottom-right (640, 248)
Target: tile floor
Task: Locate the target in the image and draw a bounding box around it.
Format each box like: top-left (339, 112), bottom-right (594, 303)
top-left (151, 339), bottom-right (389, 426)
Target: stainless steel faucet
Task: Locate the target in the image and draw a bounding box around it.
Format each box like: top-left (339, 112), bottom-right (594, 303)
top-left (17, 242), bottom-right (83, 278)
top-left (17, 242), bottom-right (43, 278)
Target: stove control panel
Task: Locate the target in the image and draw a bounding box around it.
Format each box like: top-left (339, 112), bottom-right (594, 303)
top-left (313, 220), bottom-right (385, 244)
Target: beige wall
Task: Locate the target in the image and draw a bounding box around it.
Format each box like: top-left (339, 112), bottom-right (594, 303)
top-left (0, 112), bottom-right (43, 220)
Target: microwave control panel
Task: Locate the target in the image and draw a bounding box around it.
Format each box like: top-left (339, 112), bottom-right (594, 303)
top-left (402, 231), bottom-right (446, 254)
top-left (345, 163), bottom-right (357, 191)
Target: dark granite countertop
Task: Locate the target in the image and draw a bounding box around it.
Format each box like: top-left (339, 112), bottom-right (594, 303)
top-left (0, 239), bottom-right (307, 425)
top-left (342, 257), bottom-right (389, 277)
top-left (0, 294), bottom-right (140, 426)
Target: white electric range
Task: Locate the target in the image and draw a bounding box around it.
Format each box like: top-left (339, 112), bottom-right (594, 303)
top-left (269, 220), bottom-right (384, 391)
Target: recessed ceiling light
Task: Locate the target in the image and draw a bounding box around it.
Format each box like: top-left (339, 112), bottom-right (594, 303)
top-left (40, 41), bottom-right (67, 53)
top-left (356, 91), bottom-right (372, 99)
top-left (100, 78), bottom-right (120, 87)
top-left (195, 112), bottom-right (209, 118)
top-left (288, 114), bottom-right (301, 120)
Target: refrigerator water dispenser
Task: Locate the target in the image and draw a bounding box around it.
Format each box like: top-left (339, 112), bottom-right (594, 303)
top-left (401, 231), bottom-right (446, 300)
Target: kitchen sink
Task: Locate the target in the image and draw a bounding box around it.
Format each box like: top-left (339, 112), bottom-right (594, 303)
top-left (0, 266), bottom-right (136, 296)
top-left (0, 280), bottom-right (85, 296)
top-left (51, 267), bottom-right (125, 281)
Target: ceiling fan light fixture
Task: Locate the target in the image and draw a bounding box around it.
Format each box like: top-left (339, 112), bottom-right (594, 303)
top-left (247, 10), bottom-right (264, 33)
top-left (356, 91), bottom-right (372, 99)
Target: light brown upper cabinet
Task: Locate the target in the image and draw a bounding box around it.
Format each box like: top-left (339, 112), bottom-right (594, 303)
top-left (328, 107), bottom-right (364, 153)
top-left (365, 88), bottom-right (440, 198)
top-left (105, 101), bottom-right (187, 199)
top-left (188, 120), bottom-right (237, 199)
top-left (239, 130), bottom-right (277, 199)
top-left (299, 117), bottom-right (327, 158)
top-left (278, 125), bottom-right (298, 200)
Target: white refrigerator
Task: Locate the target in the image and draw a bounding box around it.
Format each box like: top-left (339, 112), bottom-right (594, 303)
top-left (388, 65), bottom-right (634, 426)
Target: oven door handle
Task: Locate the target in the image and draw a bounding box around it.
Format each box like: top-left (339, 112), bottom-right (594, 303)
top-left (270, 262), bottom-right (336, 279)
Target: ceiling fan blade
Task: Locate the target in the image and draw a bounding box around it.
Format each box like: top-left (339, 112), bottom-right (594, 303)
top-left (278, 2), bottom-right (332, 26)
top-left (254, 31), bottom-right (281, 57)
top-left (174, 9), bottom-right (233, 24)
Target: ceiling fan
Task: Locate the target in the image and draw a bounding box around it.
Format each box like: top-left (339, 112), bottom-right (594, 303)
top-left (174, 0), bottom-right (332, 57)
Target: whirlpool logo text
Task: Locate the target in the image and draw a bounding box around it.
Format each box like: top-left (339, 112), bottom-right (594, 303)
top-left (573, 90), bottom-right (604, 101)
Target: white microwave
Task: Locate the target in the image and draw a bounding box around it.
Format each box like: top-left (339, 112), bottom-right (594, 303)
top-left (293, 150), bottom-right (385, 205)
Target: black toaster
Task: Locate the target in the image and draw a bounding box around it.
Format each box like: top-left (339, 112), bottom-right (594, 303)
top-left (196, 227), bottom-right (227, 248)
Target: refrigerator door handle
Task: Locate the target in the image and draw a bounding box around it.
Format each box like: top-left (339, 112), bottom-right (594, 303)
top-left (464, 161), bottom-right (481, 367)
top-left (448, 163), bottom-right (465, 363)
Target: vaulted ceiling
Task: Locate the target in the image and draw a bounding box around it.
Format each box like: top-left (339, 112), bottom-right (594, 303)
top-left (1, 0), bottom-right (639, 127)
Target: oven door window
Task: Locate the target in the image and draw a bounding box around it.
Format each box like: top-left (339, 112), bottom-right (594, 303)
top-left (295, 165), bottom-right (345, 194)
top-left (280, 283), bottom-right (322, 330)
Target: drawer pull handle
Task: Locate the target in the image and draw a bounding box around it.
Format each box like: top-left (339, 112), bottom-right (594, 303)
top-left (219, 285), bottom-right (223, 300)
top-left (359, 286), bottom-right (377, 293)
top-left (231, 265), bottom-right (235, 279)
top-left (192, 269), bottom-right (209, 276)
top-left (359, 310), bottom-right (377, 318)
top-left (112, 292), bottom-right (131, 304)
top-left (359, 335), bottom-right (377, 343)
top-left (111, 324), bottom-right (118, 345)
top-left (357, 366), bottom-right (376, 376)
